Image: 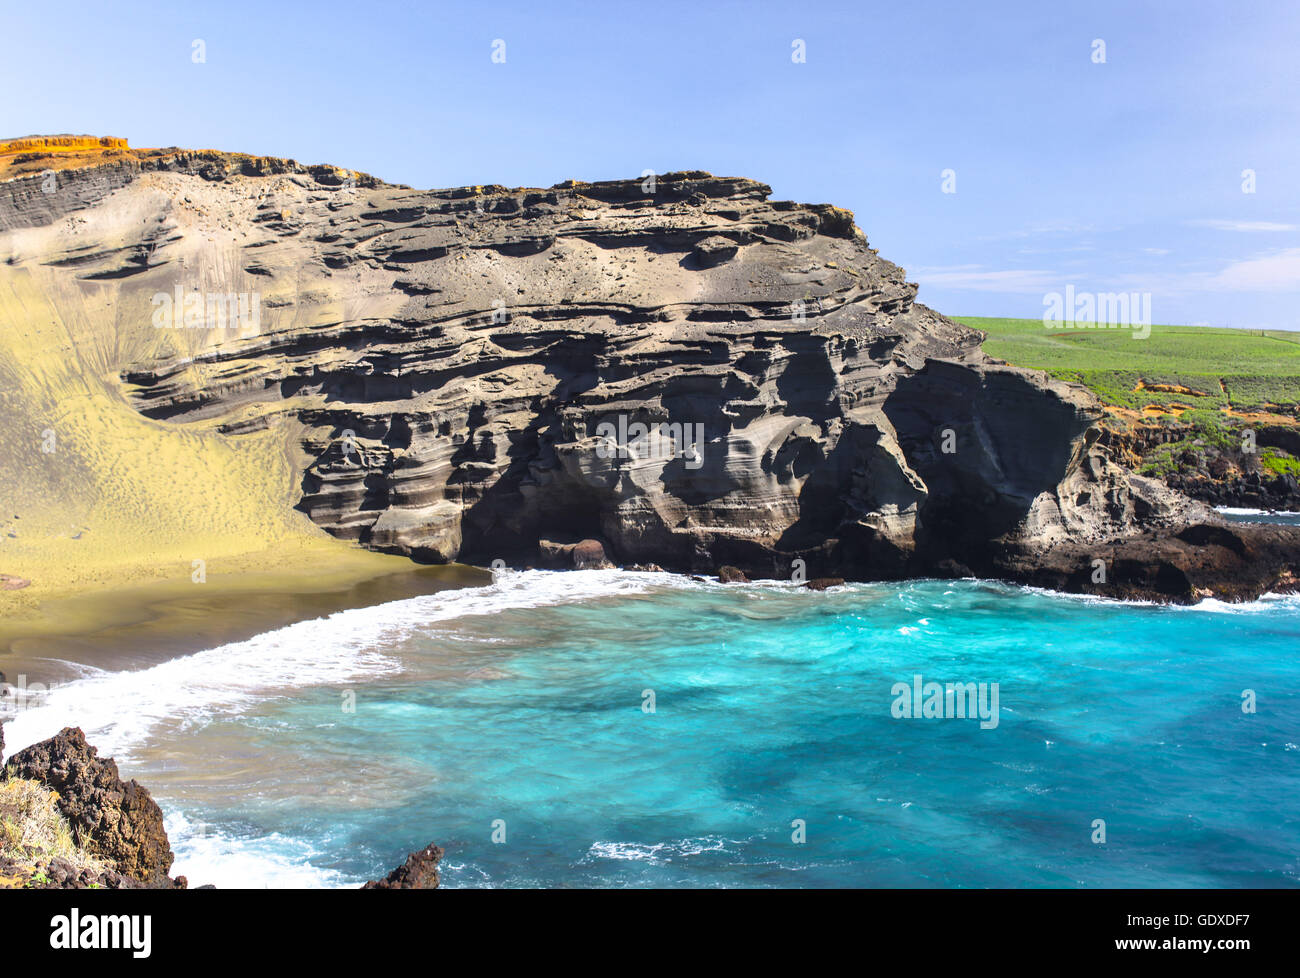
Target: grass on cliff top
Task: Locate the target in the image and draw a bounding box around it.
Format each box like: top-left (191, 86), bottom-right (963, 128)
top-left (0, 777), bottom-right (105, 886)
top-left (962, 317), bottom-right (1300, 414)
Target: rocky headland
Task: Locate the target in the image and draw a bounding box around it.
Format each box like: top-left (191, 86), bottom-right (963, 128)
top-left (0, 722), bottom-right (184, 888)
top-left (1104, 412), bottom-right (1300, 512)
top-left (1, 135), bottom-right (1298, 603)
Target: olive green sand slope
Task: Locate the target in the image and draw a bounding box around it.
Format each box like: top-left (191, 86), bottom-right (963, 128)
top-left (0, 229), bottom-right (417, 626)
top-left (0, 141), bottom-right (437, 644)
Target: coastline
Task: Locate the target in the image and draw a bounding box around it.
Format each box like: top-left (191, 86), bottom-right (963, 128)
top-left (7, 522), bottom-right (1295, 693)
top-left (5, 566), bottom-right (1299, 888)
top-left (0, 540), bottom-right (489, 683)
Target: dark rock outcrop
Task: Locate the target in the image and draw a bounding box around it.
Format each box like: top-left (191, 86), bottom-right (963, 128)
top-left (539, 538), bottom-right (614, 570)
top-left (1168, 470), bottom-right (1300, 512)
top-left (363, 843), bottom-right (443, 889)
top-left (0, 853), bottom-right (149, 889)
top-left (987, 521), bottom-right (1300, 603)
top-left (4, 727), bottom-right (177, 886)
top-left (1101, 416), bottom-right (1300, 511)
top-left (805, 577), bottom-right (844, 591)
top-left (692, 234), bottom-right (739, 267)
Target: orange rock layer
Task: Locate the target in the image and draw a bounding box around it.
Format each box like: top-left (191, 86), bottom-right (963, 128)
top-left (0, 135), bottom-right (129, 155)
top-left (0, 135), bottom-right (140, 181)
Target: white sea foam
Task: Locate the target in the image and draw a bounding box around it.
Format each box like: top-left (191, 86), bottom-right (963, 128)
top-left (582, 836), bottom-right (736, 864)
top-left (165, 811), bottom-right (356, 889)
top-left (1215, 507), bottom-right (1300, 517)
top-left (1011, 580), bottom-right (1300, 614)
top-left (1182, 592), bottom-right (1300, 614)
top-left (0, 569), bottom-right (680, 762)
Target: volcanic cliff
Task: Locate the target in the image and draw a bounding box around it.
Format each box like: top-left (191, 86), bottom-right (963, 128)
top-left (2, 136), bottom-right (1297, 602)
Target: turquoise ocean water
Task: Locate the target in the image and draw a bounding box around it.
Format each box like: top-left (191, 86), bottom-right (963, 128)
top-left (5, 562), bottom-right (1298, 888)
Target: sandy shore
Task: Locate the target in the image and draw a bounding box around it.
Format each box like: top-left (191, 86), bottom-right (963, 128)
top-left (0, 221), bottom-right (495, 678)
top-left (0, 540), bottom-right (490, 685)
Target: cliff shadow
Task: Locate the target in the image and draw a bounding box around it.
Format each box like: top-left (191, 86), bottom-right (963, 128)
top-left (882, 361), bottom-right (1088, 563)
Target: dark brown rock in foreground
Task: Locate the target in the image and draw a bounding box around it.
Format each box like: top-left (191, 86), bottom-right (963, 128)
top-left (5, 726), bottom-right (177, 886)
top-left (363, 843), bottom-right (443, 889)
top-left (0, 853), bottom-right (150, 890)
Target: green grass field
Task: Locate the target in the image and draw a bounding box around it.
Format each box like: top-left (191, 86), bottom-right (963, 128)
top-left (960, 318), bottom-right (1300, 413)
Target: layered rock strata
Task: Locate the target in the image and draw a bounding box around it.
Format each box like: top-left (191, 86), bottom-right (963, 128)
top-left (2, 141), bottom-right (1296, 602)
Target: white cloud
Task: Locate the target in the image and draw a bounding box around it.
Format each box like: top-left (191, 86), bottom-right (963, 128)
top-left (1106, 248), bottom-right (1300, 296)
top-left (1204, 247), bottom-right (1300, 291)
top-left (923, 244), bottom-right (1300, 300)
top-left (1190, 219), bottom-right (1297, 232)
top-left (911, 265), bottom-right (1058, 293)
top-left (977, 222), bottom-right (1099, 242)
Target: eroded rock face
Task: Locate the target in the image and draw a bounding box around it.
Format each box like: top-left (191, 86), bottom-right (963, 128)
top-left (2, 145), bottom-right (1297, 601)
top-left (4, 727), bottom-right (176, 885)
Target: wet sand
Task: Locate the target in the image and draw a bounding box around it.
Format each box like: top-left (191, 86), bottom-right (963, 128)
top-left (0, 550), bottom-right (490, 687)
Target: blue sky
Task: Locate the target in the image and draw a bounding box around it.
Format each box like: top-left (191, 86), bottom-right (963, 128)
top-left (5, 0), bottom-right (1297, 327)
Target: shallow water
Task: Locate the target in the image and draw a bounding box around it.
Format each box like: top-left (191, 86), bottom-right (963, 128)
top-left (4, 570), bottom-right (1298, 888)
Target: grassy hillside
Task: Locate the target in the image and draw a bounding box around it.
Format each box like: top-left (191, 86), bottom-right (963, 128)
top-left (961, 317), bottom-right (1300, 495)
top-left (963, 317), bottom-right (1300, 414)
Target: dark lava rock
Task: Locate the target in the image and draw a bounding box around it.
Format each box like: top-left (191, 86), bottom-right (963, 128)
top-left (983, 521), bottom-right (1300, 604)
top-left (363, 843), bottom-right (443, 889)
top-left (5, 726), bottom-right (176, 885)
top-left (805, 577), bottom-right (845, 591)
top-left (718, 565), bottom-right (749, 583)
top-left (1, 854), bottom-right (152, 890)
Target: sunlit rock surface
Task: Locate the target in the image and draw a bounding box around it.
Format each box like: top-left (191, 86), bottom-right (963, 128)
top-left (3, 137), bottom-right (1296, 602)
